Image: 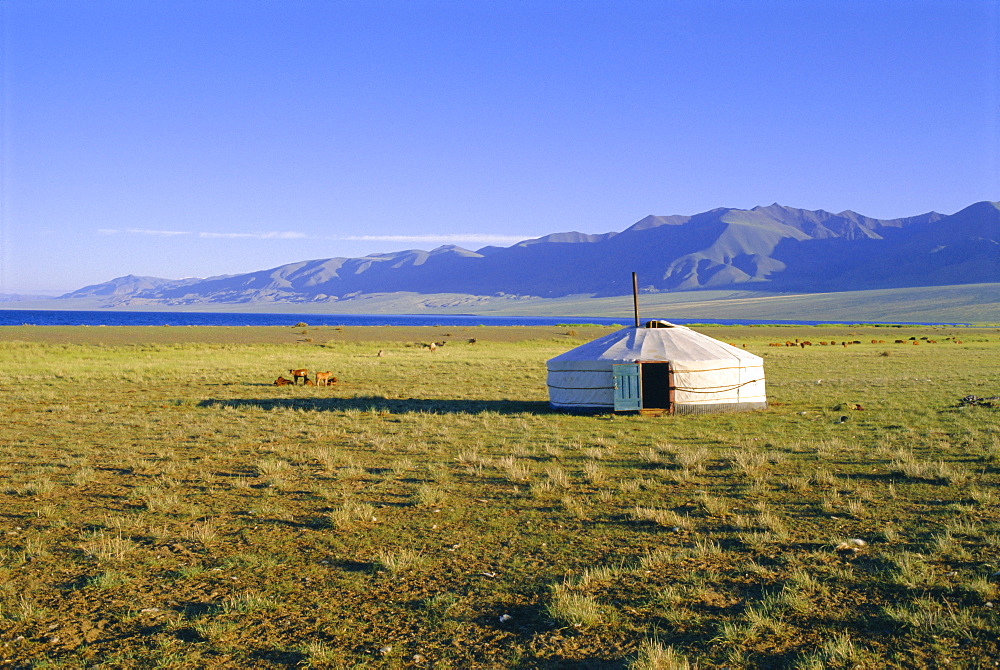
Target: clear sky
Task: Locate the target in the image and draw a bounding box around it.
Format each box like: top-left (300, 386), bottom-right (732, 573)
top-left (2, 0), bottom-right (998, 295)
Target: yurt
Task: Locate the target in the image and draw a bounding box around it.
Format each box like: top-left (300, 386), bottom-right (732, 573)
top-left (546, 320), bottom-right (766, 414)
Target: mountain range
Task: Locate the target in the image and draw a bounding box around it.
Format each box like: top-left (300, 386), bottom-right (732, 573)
top-left (60, 201), bottom-right (1000, 306)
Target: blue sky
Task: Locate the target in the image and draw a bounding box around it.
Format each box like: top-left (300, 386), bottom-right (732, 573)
top-left (2, 0), bottom-right (998, 294)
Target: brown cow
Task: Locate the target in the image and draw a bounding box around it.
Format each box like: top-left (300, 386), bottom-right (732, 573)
top-left (314, 371), bottom-right (336, 386)
top-left (289, 369), bottom-right (309, 385)
top-left (274, 376), bottom-right (292, 386)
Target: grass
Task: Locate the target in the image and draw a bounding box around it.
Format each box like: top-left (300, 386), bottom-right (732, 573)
top-left (0, 323), bottom-right (997, 667)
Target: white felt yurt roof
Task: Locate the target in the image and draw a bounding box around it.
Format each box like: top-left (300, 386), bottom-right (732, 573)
top-left (546, 322), bottom-right (763, 372)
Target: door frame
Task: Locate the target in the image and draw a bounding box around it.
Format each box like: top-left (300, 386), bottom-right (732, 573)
top-left (612, 361), bottom-right (675, 414)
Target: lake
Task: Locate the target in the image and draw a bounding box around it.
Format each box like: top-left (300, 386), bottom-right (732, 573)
top-left (0, 309), bottom-right (967, 328)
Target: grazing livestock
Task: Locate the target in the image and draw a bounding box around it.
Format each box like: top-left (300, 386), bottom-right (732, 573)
top-left (274, 376), bottom-right (293, 386)
top-left (289, 369), bottom-right (309, 384)
top-left (468, 338), bottom-right (477, 344)
top-left (314, 371), bottom-right (336, 386)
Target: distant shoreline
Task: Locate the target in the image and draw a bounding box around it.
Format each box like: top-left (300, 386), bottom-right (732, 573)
top-left (0, 308), bottom-right (978, 329)
top-left (3, 283), bottom-right (996, 325)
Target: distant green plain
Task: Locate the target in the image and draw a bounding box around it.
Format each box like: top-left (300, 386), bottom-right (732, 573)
top-left (0, 324), bottom-right (998, 667)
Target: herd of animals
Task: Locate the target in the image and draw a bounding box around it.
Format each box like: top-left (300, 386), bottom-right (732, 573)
top-left (273, 338), bottom-right (479, 387)
top-left (767, 336), bottom-right (963, 348)
top-left (273, 369), bottom-right (336, 386)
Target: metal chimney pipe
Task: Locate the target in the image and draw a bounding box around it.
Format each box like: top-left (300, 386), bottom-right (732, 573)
top-left (632, 272), bottom-right (640, 328)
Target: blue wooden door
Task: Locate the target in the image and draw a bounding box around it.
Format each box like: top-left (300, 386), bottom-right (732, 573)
top-left (613, 364), bottom-right (642, 411)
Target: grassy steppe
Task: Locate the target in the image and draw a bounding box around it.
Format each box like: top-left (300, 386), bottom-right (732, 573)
top-left (0, 324), bottom-right (998, 668)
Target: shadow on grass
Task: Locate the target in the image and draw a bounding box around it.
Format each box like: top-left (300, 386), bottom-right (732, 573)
top-left (251, 649), bottom-right (307, 667)
top-left (512, 654), bottom-right (627, 669)
top-left (199, 396), bottom-right (555, 415)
